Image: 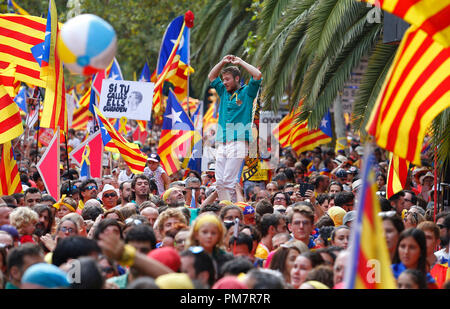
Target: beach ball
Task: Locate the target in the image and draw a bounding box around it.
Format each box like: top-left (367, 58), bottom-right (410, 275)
top-left (57, 14), bottom-right (117, 75)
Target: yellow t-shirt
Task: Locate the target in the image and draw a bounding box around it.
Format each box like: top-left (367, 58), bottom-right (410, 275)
top-left (254, 242), bottom-right (269, 260)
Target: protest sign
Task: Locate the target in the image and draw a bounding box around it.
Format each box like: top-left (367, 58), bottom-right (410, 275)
top-left (98, 79), bottom-right (154, 121)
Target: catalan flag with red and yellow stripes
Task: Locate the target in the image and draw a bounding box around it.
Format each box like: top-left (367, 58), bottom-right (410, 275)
top-left (0, 141), bottom-right (23, 195)
top-left (344, 147), bottom-right (397, 289)
top-left (386, 153), bottom-right (410, 199)
top-left (158, 90), bottom-right (201, 176)
top-left (39, 0), bottom-right (67, 133)
top-left (0, 14), bottom-right (46, 87)
top-left (71, 87), bottom-right (92, 131)
top-left (273, 102), bottom-right (332, 155)
top-left (94, 106), bottom-right (147, 174)
top-left (363, 0), bottom-right (450, 48)
top-left (0, 84), bottom-right (23, 144)
top-left (0, 62), bottom-right (20, 99)
top-left (366, 25), bottom-right (450, 166)
top-left (364, 0), bottom-right (450, 166)
top-left (273, 109), bottom-right (301, 149)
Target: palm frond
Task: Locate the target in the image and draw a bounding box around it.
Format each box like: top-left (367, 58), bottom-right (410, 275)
top-left (352, 42), bottom-right (397, 131)
top-left (261, 19), bottom-right (309, 113)
top-left (430, 109), bottom-right (450, 174)
top-left (259, 0), bottom-right (293, 38)
top-left (300, 22), bottom-right (383, 128)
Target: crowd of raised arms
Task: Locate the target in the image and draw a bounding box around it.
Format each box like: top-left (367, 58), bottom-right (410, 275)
top-left (0, 127), bottom-right (449, 289)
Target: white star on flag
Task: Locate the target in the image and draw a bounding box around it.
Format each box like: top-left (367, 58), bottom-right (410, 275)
top-left (166, 108), bottom-right (182, 127)
top-left (170, 35), bottom-right (184, 50)
top-left (16, 96), bottom-right (23, 103)
top-left (321, 119), bottom-right (328, 128)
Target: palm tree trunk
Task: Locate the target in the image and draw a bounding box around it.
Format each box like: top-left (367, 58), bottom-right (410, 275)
top-left (333, 94), bottom-right (348, 156)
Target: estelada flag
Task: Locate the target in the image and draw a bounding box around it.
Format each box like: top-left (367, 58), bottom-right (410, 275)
top-left (344, 145), bottom-right (397, 289)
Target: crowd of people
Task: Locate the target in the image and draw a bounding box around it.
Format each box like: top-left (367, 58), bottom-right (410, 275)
top-left (1, 133), bottom-right (449, 289)
top-left (0, 55), bottom-right (448, 290)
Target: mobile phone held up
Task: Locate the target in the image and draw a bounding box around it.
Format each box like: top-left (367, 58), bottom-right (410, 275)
top-left (299, 183), bottom-right (315, 197)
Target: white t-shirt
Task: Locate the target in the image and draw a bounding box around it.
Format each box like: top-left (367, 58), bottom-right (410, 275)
top-left (118, 170), bottom-right (134, 183)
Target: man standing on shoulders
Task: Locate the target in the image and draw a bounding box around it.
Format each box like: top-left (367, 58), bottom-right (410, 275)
top-left (208, 55), bottom-right (262, 202)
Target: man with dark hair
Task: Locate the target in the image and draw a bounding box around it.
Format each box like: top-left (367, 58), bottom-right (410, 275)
top-left (314, 175), bottom-right (330, 195)
top-left (52, 236), bottom-right (101, 267)
top-left (119, 180), bottom-right (132, 207)
top-left (254, 213), bottom-right (287, 261)
top-left (81, 202), bottom-right (104, 221)
top-left (404, 190), bottom-right (418, 210)
top-left (32, 171), bottom-right (46, 193)
top-left (32, 204), bottom-right (54, 237)
top-left (389, 190), bottom-right (406, 215)
top-left (77, 179), bottom-right (99, 212)
top-left (180, 248), bottom-right (216, 288)
top-left (273, 173), bottom-right (288, 190)
top-left (24, 187), bottom-right (42, 207)
top-left (12, 193), bottom-right (25, 206)
top-left (228, 233), bottom-right (254, 260)
top-left (131, 175), bottom-right (152, 207)
top-left (208, 54), bottom-right (262, 202)
top-left (125, 225), bottom-right (157, 255)
top-left (6, 243), bottom-right (44, 289)
top-left (220, 257), bottom-right (254, 277)
top-left (334, 191), bottom-right (355, 212)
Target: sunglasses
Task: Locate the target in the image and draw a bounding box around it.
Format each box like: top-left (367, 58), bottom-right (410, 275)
top-left (60, 226), bottom-right (75, 234)
top-left (125, 218), bottom-right (142, 226)
top-left (85, 185), bottom-right (98, 191)
top-left (103, 192), bottom-right (117, 198)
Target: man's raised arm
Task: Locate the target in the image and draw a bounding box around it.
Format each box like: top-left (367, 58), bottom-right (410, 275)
top-left (231, 56), bottom-right (262, 81)
top-left (208, 55), bottom-right (232, 82)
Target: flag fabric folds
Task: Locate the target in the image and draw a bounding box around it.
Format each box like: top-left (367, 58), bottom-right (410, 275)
top-left (0, 141), bottom-right (23, 195)
top-left (0, 84), bottom-right (23, 144)
top-left (273, 107), bottom-right (332, 156)
top-left (36, 127), bottom-right (60, 201)
top-left (363, 0), bottom-right (450, 166)
top-left (0, 63), bottom-right (20, 98)
top-left (156, 15), bottom-right (192, 103)
top-left (7, 0), bottom-right (30, 15)
top-left (344, 146), bottom-right (397, 289)
top-left (363, 0), bottom-right (450, 48)
top-left (386, 153), bottom-right (409, 199)
top-left (153, 17), bottom-right (186, 115)
top-left (138, 62), bottom-right (151, 82)
top-left (69, 130), bottom-right (103, 178)
top-left (366, 26), bottom-right (450, 166)
top-left (14, 86), bottom-right (27, 113)
top-left (94, 105), bottom-right (147, 174)
top-left (157, 90), bottom-right (201, 176)
top-left (39, 0), bottom-right (67, 133)
top-left (0, 14), bottom-right (46, 87)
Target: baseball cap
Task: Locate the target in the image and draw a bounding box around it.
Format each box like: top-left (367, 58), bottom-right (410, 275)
top-left (343, 210), bottom-right (357, 225)
top-left (147, 153), bottom-right (160, 163)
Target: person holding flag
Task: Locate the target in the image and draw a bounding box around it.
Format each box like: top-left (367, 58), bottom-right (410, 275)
top-left (208, 55), bottom-right (262, 202)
